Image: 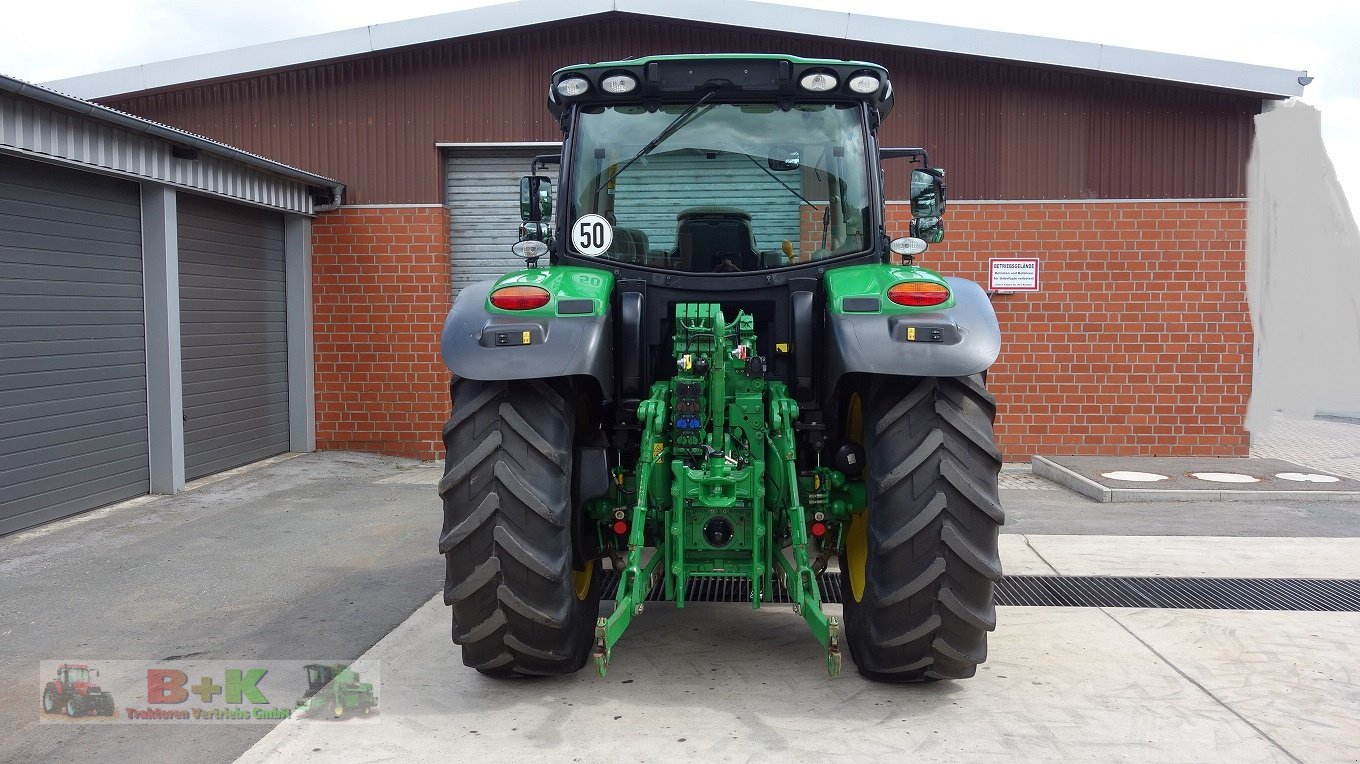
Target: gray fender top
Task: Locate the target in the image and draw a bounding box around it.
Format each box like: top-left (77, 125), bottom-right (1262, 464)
top-left (440, 279), bottom-right (613, 390)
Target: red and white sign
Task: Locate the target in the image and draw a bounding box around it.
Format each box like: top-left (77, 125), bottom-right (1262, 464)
top-left (988, 258), bottom-right (1040, 292)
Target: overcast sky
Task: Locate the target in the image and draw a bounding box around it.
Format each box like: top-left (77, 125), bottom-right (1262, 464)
top-left (3, 0), bottom-right (1357, 213)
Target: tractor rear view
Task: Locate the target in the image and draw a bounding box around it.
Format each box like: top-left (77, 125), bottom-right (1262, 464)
top-left (439, 54), bottom-right (1003, 681)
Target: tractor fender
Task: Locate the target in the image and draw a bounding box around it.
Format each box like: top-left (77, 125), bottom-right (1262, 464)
top-left (824, 276), bottom-right (1001, 387)
top-left (440, 276), bottom-right (613, 393)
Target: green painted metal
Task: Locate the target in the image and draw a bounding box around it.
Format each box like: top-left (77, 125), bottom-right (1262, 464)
top-left (294, 664), bottom-right (376, 718)
top-left (554, 53), bottom-right (887, 78)
top-left (486, 265), bottom-right (615, 316)
top-left (592, 304), bottom-right (862, 677)
top-left (824, 263), bottom-right (958, 314)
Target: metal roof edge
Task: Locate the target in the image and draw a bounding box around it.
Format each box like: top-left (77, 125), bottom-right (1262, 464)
top-left (0, 72), bottom-right (346, 205)
top-left (41, 0), bottom-right (1306, 99)
top-left (43, 0), bottom-right (610, 99)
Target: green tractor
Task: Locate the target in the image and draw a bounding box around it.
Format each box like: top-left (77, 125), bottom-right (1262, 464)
top-left (439, 54), bottom-right (1003, 681)
top-left (295, 664), bottom-right (376, 718)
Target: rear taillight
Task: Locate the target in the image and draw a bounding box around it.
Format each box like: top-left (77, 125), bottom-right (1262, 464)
top-left (887, 281), bottom-right (950, 307)
top-left (489, 285), bottom-right (550, 310)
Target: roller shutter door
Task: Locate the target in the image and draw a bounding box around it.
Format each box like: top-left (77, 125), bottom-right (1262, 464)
top-left (0, 156), bottom-right (148, 535)
top-left (446, 149), bottom-right (559, 297)
top-left (612, 150), bottom-right (804, 252)
top-left (178, 194), bottom-right (289, 481)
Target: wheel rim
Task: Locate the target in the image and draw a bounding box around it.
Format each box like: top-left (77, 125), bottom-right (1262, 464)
top-left (845, 511), bottom-right (868, 602)
top-left (43, 691), bottom-right (54, 712)
top-left (67, 700), bottom-right (77, 716)
top-left (573, 559), bottom-right (594, 601)
top-left (845, 393), bottom-right (868, 603)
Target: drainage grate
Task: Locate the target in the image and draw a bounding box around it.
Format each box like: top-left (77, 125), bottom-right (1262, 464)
top-left (998, 576), bottom-right (1360, 611)
top-left (599, 572), bottom-right (1360, 612)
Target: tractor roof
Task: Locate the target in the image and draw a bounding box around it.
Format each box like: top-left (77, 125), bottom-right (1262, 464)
top-left (548, 54), bottom-right (894, 120)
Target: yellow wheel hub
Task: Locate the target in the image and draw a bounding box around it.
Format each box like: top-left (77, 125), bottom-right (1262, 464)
top-left (574, 559), bottom-right (594, 601)
top-left (845, 394), bottom-right (867, 603)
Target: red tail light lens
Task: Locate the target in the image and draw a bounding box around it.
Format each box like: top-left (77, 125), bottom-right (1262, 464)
top-left (489, 285), bottom-right (550, 310)
top-left (887, 281), bottom-right (950, 307)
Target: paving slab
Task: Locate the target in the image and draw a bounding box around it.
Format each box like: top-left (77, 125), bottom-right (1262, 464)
top-left (1109, 608), bottom-right (1360, 763)
top-left (236, 594), bottom-right (1357, 763)
top-left (1017, 535), bottom-right (1360, 579)
top-left (1033, 456), bottom-right (1360, 502)
top-left (996, 534), bottom-right (1058, 575)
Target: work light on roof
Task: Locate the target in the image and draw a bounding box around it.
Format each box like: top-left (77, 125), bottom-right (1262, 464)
top-left (798, 71), bottom-right (838, 92)
top-left (848, 74), bottom-right (881, 94)
top-left (601, 73), bottom-right (638, 94)
top-left (556, 76), bottom-right (590, 98)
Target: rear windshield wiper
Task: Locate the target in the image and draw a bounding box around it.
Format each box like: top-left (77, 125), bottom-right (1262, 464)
top-left (741, 153), bottom-right (832, 251)
top-left (604, 89), bottom-right (718, 185)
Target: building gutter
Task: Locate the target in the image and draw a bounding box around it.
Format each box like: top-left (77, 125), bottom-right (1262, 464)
top-left (0, 73), bottom-right (345, 211)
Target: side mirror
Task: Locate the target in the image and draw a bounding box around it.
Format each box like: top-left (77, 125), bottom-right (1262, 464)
top-left (909, 168), bottom-right (946, 218)
top-left (910, 216), bottom-right (945, 244)
top-left (520, 176), bottom-right (552, 222)
top-left (518, 221), bottom-right (550, 243)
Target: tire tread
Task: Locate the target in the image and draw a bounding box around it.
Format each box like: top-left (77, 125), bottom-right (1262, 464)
top-left (843, 374), bottom-right (1004, 682)
top-left (439, 378), bottom-right (597, 676)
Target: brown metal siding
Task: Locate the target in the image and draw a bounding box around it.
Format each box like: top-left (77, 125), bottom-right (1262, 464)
top-left (101, 14), bottom-right (1260, 205)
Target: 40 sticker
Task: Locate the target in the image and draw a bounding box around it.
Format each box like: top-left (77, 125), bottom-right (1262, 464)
top-left (572, 214), bottom-right (613, 256)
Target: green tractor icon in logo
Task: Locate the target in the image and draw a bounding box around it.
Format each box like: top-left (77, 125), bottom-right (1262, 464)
top-left (42, 663), bottom-right (115, 717)
top-left (295, 664), bottom-right (376, 718)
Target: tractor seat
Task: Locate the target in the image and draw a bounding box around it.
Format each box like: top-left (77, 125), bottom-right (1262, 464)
top-left (608, 227), bottom-right (650, 262)
top-left (675, 207), bottom-right (759, 273)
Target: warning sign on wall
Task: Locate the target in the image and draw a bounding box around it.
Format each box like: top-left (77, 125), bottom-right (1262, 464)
top-left (988, 258), bottom-right (1040, 291)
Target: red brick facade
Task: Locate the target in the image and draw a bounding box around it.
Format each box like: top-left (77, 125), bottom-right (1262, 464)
top-left (888, 201), bottom-right (1252, 458)
top-left (308, 201), bottom-right (1251, 462)
top-left (311, 206), bottom-right (451, 460)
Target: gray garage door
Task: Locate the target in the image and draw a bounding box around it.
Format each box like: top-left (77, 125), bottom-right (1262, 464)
top-left (178, 194), bottom-right (289, 481)
top-left (446, 148), bottom-right (559, 297)
top-left (0, 155), bottom-right (149, 535)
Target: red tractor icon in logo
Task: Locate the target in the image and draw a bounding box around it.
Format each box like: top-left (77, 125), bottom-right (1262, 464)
top-left (42, 664), bottom-right (115, 717)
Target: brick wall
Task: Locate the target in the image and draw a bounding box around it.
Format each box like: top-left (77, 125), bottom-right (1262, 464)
top-left (308, 201), bottom-right (1250, 463)
top-left (888, 201), bottom-right (1252, 459)
top-left (311, 206), bottom-right (451, 460)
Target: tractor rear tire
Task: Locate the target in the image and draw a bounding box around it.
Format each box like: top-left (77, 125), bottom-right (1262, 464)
top-left (42, 684), bottom-right (59, 715)
top-left (842, 375), bottom-right (1004, 682)
top-left (438, 378), bottom-right (600, 677)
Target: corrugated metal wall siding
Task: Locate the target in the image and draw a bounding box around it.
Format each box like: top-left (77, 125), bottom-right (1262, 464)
top-left (0, 93), bottom-right (316, 214)
top-left (101, 14), bottom-right (1259, 205)
top-left (177, 194), bottom-right (290, 481)
top-left (611, 151), bottom-right (805, 252)
top-left (0, 155), bottom-right (149, 535)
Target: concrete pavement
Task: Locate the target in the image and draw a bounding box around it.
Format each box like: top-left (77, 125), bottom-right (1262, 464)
top-left (234, 471), bottom-right (1360, 763)
top-left (0, 452), bottom-right (442, 764)
top-left (237, 590), bottom-right (1359, 763)
top-left (4, 414), bottom-right (1360, 763)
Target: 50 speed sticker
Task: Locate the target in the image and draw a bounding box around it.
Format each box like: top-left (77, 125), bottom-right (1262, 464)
top-left (571, 214), bottom-right (613, 256)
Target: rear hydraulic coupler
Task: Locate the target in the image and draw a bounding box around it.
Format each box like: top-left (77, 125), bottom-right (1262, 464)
top-left (592, 304), bottom-right (859, 677)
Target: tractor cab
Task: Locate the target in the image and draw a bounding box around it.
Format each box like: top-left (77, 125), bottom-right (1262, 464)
top-left (59, 664), bottom-right (91, 686)
top-left (519, 55), bottom-right (945, 278)
top-left (302, 664), bottom-right (334, 697)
